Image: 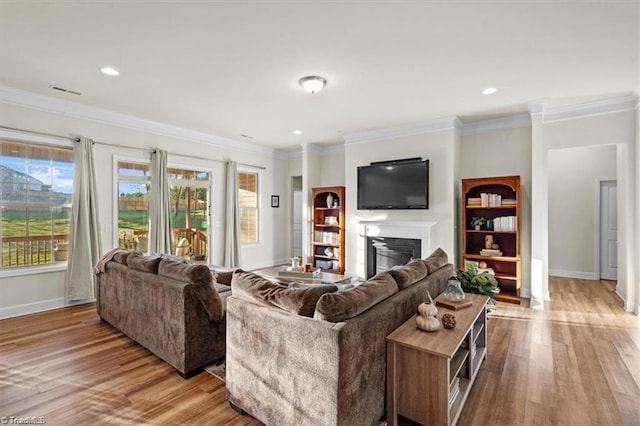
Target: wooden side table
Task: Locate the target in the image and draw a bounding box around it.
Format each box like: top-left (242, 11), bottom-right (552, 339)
top-left (386, 293), bottom-right (489, 426)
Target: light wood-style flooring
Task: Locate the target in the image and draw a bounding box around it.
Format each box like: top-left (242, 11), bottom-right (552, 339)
top-left (1, 277), bottom-right (638, 425)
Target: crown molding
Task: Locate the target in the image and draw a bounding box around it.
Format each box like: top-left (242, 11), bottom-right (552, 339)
top-left (343, 116), bottom-right (461, 145)
top-left (528, 99), bottom-right (547, 114)
top-left (461, 113), bottom-right (532, 136)
top-left (275, 142), bottom-right (344, 160)
top-left (273, 148), bottom-right (300, 160)
top-left (0, 85), bottom-right (275, 158)
top-left (543, 93), bottom-right (638, 123)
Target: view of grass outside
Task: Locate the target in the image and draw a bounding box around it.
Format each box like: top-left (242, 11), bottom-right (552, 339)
top-left (116, 162), bottom-right (210, 258)
top-left (1, 141), bottom-right (73, 268)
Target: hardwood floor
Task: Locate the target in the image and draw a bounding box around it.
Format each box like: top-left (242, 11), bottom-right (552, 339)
top-left (1, 277), bottom-right (638, 425)
top-left (459, 277), bottom-right (640, 426)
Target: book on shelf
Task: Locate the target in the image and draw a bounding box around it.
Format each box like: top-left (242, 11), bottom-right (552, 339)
top-left (479, 192), bottom-right (503, 207)
top-left (480, 249), bottom-right (503, 257)
top-left (313, 231), bottom-right (339, 244)
top-left (467, 197), bottom-right (481, 207)
top-left (492, 216), bottom-right (517, 232)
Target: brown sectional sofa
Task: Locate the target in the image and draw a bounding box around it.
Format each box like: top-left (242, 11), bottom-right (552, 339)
top-left (95, 251), bottom-right (230, 377)
top-left (226, 248), bottom-right (454, 426)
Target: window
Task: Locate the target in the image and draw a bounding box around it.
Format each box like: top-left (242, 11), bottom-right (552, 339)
top-left (115, 160), bottom-right (211, 261)
top-left (0, 140), bottom-right (73, 269)
top-left (116, 160), bottom-right (150, 251)
top-left (238, 171), bottom-right (259, 244)
top-left (168, 166), bottom-right (210, 262)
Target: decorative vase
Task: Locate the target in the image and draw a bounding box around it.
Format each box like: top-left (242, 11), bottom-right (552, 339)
top-left (326, 193), bottom-right (334, 208)
top-left (443, 279), bottom-right (465, 302)
top-left (485, 234), bottom-right (494, 249)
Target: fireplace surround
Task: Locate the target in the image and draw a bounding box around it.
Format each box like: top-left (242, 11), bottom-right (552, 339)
top-left (359, 221), bottom-right (436, 279)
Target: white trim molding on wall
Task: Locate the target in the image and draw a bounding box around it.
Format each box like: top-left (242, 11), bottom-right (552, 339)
top-left (0, 297), bottom-right (92, 320)
top-left (549, 269), bottom-right (598, 280)
top-left (0, 85), bottom-right (275, 158)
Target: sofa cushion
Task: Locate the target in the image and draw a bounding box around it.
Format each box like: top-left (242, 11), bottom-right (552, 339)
top-left (231, 270), bottom-right (338, 317)
top-left (127, 252), bottom-right (162, 274)
top-left (213, 269), bottom-right (235, 286)
top-left (423, 247), bottom-right (449, 274)
top-left (112, 251), bottom-right (132, 265)
top-left (388, 258), bottom-right (429, 290)
top-left (313, 271), bottom-right (399, 322)
top-left (158, 257), bottom-right (213, 286)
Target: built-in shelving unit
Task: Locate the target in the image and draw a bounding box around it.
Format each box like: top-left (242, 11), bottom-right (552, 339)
top-left (461, 175), bottom-right (522, 304)
top-left (311, 186), bottom-right (345, 274)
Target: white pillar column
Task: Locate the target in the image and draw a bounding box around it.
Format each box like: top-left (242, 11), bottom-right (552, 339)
top-left (529, 101), bottom-right (548, 310)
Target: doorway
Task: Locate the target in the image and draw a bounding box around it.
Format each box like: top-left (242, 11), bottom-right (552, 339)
top-left (292, 176), bottom-right (303, 258)
top-left (598, 180), bottom-right (617, 280)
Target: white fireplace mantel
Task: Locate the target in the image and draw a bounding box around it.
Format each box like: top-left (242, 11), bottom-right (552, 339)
top-left (358, 221), bottom-right (436, 258)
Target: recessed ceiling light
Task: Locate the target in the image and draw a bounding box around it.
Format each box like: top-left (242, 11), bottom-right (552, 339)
top-left (482, 87), bottom-right (497, 95)
top-left (100, 66), bottom-right (120, 76)
top-left (293, 130), bottom-right (302, 135)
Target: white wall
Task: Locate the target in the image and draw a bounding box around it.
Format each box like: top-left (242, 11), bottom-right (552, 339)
top-left (318, 147), bottom-right (345, 187)
top-left (344, 129), bottom-right (457, 278)
top-left (0, 102), bottom-right (289, 318)
top-left (548, 145), bottom-right (617, 278)
top-left (460, 125), bottom-right (532, 297)
top-left (541, 109), bottom-right (637, 311)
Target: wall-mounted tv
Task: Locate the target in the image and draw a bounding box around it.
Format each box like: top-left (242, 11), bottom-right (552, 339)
top-left (357, 158), bottom-right (429, 210)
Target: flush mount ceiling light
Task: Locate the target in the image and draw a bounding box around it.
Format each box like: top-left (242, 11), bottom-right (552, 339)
top-left (293, 130), bottom-right (302, 135)
top-left (482, 87), bottom-right (497, 95)
top-left (299, 76), bottom-right (327, 94)
top-left (100, 66), bottom-right (120, 76)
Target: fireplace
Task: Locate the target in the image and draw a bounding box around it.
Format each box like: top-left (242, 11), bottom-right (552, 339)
top-left (358, 221), bottom-right (435, 279)
top-left (366, 236), bottom-right (421, 279)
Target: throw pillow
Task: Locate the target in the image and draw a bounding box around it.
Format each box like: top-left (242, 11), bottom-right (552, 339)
top-left (423, 247), bottom-right (449, 274)
top-left (158, 257), bottom-right (213, 286)
top-left (112, 251), bottom-right (133, 265)
top-left (313, 271), bottom-right (399, 322)
top-left (127, 252), bottom-right (163, 274)
top-left (388, 258), bottom-right (429, 290)
top-left (231, 270), bottom-right (338, 317)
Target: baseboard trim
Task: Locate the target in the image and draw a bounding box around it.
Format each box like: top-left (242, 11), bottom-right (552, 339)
top-left (0, 297), bottom-right (94, 319)
top-left (549, 269), bottom-right (598, 280)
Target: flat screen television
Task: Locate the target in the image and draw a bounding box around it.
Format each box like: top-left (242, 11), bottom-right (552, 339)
top-left (357, 158), bottom-right (429, 209)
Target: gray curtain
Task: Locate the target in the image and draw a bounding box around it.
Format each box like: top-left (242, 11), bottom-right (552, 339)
top-left (65, 136), bottom-right (101, 301)
top-left (224, 160), bottom-right (241, 267)
top-left (150, 149), bottom-right (173, 254)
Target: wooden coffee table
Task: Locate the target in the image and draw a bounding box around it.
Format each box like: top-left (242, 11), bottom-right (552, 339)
top-left (253, 265), bottom-right (352, 285)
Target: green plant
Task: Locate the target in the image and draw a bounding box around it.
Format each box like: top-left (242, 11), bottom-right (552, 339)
top-left (455, 262), bottom-right (499, 299)
top-left (470, 216), bottom-right (486, 228)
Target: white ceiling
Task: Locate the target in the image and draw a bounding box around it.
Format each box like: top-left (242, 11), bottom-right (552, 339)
top-left (1, 1), bottom-right (638, 150)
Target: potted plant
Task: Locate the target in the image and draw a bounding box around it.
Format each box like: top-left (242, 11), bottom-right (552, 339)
top-left (470, 216), bottom-right (486, 230)
top-left (455, 262), bottom-right (500, 302)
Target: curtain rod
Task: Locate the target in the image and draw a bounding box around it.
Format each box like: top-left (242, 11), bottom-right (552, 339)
top-left (0, 125), bottom-right (267, 170)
